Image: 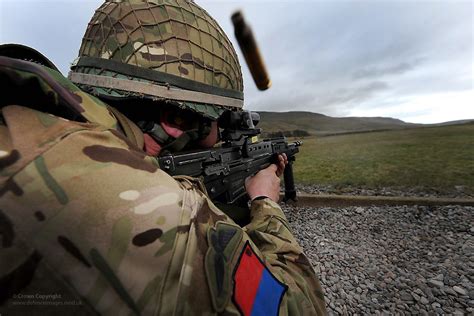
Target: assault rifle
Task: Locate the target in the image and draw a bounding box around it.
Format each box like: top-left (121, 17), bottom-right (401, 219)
top-left (157, 110), bottom-right (301, 223)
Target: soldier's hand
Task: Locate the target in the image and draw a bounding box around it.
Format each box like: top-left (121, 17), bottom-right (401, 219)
top-left (245, 154), bottom-right (288, 202)
top-left (276, 153), bottom-right (288, 177)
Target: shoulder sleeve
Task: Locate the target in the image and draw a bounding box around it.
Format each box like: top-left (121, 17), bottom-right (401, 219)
top-left (245, 198), bottom-right (327, 315)
top-left (0, 119), bottom-right (190, 315)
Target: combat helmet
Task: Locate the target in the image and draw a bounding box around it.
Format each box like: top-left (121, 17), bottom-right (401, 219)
top-left (68, 0), bottom-right (244, 120)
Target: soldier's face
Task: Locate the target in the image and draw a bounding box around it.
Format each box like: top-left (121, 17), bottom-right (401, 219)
top-left (162, 110), bottom-right (219, 149)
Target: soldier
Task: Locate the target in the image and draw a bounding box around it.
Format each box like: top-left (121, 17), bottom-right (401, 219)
top-left (0, 0), bottom-right (326, 315)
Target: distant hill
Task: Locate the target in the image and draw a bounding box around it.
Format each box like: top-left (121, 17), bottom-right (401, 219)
top-left (256, 111), bottom-right (473, 136)
top-left (428, 120), bottom-right (474, 127)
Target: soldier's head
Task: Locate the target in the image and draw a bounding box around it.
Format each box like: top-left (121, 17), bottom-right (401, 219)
top-left (69, 0), bottom-right (243, 154)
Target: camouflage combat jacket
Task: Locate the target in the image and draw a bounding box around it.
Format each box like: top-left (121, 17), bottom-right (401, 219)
top-left (0, 57), bottom-right (326, 315)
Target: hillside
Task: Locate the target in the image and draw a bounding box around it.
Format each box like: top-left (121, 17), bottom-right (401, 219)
top-left (256, 111), bottom-right (472, 136)
top-left (293, 124), bottom-right (474, 193)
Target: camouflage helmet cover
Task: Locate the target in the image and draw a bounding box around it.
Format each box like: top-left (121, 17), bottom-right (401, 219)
top-left (69, 0), bottom-right (244, 119)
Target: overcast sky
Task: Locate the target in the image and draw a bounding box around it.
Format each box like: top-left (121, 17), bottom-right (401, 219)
top-left (1, 0), bottom-right (472, 123)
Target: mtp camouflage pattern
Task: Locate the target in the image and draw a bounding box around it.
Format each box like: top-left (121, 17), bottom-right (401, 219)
top-left (69, 0), bottom-right (244, 119)
top-left (0, 56), bottom-right (326, 314)
top-left (0, 0), bottom-right (326, 312)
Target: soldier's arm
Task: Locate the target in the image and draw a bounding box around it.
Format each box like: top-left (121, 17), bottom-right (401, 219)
top-left (243, 163), bottom-right (327, 314)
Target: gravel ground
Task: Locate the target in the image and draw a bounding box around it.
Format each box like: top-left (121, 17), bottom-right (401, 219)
top-left (283, 204), bottom-right (474, 315)
top-left (296, 184), bottom-right (474, 199)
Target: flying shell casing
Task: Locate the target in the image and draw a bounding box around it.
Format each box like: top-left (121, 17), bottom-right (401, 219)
top-left (231, 11), bottom-right (271, 91)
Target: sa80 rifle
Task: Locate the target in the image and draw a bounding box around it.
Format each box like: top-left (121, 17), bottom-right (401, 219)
top-left (157, 110), bottom-right (301, 224)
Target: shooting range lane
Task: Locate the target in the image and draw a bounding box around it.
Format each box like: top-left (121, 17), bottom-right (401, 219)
top-left (282, 203), bottom-right (473, 315)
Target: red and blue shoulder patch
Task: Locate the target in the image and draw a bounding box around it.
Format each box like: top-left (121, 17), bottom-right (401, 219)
top-left (233, 242), bottom-right (287, 316)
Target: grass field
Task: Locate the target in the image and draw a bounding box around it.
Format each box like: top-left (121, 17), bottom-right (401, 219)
top-left (292, 123), bottom-right (474, 193)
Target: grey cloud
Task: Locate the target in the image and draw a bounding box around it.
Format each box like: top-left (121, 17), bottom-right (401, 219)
top-left (328, 81), bottom-right (389, 104)
top-left (235, 1), bottom-right (471, 121)
top-left (352, 59), bottom-right (424, 80)
top-left (248, 80), bottom-right (389, 117)
top-left (1, 0), bottom-right (471, 123)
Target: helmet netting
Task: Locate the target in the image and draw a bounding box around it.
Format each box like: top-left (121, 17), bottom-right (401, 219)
top-left (77, 0), bottom-right (243, 93)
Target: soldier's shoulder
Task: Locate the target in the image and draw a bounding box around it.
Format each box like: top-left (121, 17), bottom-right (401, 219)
top-left (0, 44), bottom-right (118, 128)
top-left (0, 44), bottom-right (124, 176)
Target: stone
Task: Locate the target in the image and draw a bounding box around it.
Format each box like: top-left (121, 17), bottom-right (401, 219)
top-left (419, 296), bottom-right (429, 305)
top-left (414, 288), bottom-right (424, 296)
top-left (453, 286), bottom-right (467, 296)
top-left (367, 283), bottom-right (377, 291)
top-left (400, 291), bottom-right (413, 302)
top-left (355, 207), bottom-right (364, 214)
top-left (423, 288), bottom-right (434, 300)
top-left (433, 274), bottom-right (444, 281)
top-left (397, 304), bottom-right (406, 310)
top-left (444, 287), bottom-right (457, 296)
top-left (411, 292), bottom-right (421, 301)
top-left (428, 279), bottom-right (444, 288)
top-left (431, 288), bottom-right (442, 296)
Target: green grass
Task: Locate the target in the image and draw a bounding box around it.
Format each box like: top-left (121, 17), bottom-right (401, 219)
top-left (292, 124), bottom-right (474, 193)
